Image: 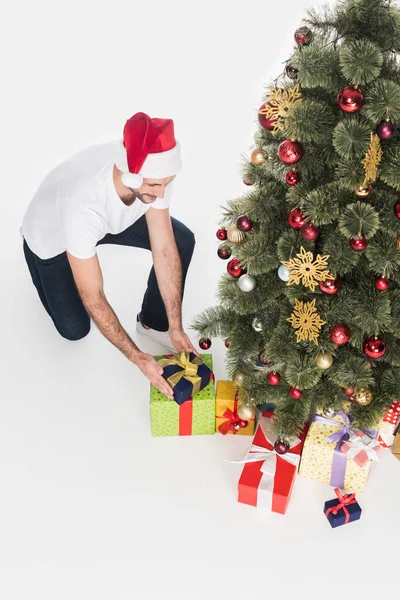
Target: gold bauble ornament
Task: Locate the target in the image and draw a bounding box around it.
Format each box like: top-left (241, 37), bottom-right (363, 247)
top-left (233, 372), bottom-right (245, 387)
top-left (354, 183), bottom-right (372, 198)
top-left (227, 225), bottom-right (246, 245)
top-left (251, 148), bottom-right (265, 165)
top-left (397, 236), bottom-right (400, 251)
top-left (354, 387), bottom-right (373, 406)
top-left (316, 352), bottom-right (334, 369)
top-left (237, 399), bottom-right (256, 420)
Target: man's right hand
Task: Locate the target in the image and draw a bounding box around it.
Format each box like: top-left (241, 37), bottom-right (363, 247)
top-left (134, 353), bottom-right (174, 400)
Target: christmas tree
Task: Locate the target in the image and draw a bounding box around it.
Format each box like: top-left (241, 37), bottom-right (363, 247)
top-left (192, 0), bottom-right (400, 443)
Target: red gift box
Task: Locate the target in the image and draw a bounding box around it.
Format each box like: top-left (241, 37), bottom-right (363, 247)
top-left (378, 401), bottom-right (400, 448)
top-left (237, 412), bottom-right (308, 515)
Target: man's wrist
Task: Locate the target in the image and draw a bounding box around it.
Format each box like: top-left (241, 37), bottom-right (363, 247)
top-left (168, 321), bottom-right (183, 332)
top-left (129, 348), bottom-right (145, 364)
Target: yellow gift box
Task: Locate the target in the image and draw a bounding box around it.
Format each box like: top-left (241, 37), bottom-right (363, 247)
top-left (299, 410), bottom-right (376, 493)
top-left (215, 380), bottom-right (255, 436)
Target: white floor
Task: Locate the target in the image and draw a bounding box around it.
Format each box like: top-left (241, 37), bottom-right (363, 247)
top-left (3, 0), bottom-right (400, 598)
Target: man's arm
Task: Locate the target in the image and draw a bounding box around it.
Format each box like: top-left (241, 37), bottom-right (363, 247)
top-left (145, 207), bottom-right (199, 356)
top-left (66, 252), bottom-right (175, 399)
top-left (145, 207), bottom-right (183, 330)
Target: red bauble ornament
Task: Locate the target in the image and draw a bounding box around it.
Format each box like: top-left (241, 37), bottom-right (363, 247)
top-left (288, 208), bottom-right (305, 230)
top-left (278, 140), bottom-right (304, 165)
top-left (227, 258), bottom-right (245, 278)
top-left (350, 237), bottom-right (368, 251)
top-left (243, 179), bottom-right (253, 186)
top-left (319, 277), bottom-right (342, 295)
top-left (285, 170), bottom-right (301, 186)
top-left (216, 228), bottom-right (227, 241)
top-left (294, 26), bottom-right (312, 46)
top-left (224, 338), bottom-right (232, 348)
top-left (394, 200), bottom-right (400, 220)
top-left (363, 336), bottom-right (386, 359)
top-left (300, 222), bottom-right (319, 240)
top-left (376, 120), bottom-right (397, 140)
top-left (329, 324), bottom-right (351, 345)
top-left (267, 372), bottom-right (281, 386)
top-left (274, 440), bottom-right (290, 455)
top-left (258, 103), bottom-right (276, 131)
top-left (289, 387), bottom-right (303, 399)
top-left (375, 276), bottom-right (390, 291)
top-left (342, 387), bottom-right (355, 396)
top-left (217, 247), bottom-right (231, 260)
top-left (199, 337), bottom-right (212, 350)
top-left (239, 419), bottom-right (248, 429)
top-left (236, 215), bottom-right (254, 232)
top-left (337, 86), bottom-right (365, 113)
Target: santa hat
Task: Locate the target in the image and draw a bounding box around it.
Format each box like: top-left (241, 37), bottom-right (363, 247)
top-left (115, 112), bottom-right (182, 188)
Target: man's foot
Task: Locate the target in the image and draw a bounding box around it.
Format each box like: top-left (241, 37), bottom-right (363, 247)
top-left (136, 314), bottom-right (177, 354)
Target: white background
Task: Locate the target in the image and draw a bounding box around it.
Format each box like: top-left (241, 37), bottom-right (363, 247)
top-left (2, 0), bottom-right (400, 598)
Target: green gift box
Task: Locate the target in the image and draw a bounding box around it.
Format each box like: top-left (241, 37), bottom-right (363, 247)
top-left (150, 353), bottom-right (215, 436)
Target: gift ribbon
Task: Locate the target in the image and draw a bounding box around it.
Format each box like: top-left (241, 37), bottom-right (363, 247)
top-left (216, 389), bottom-right (249, 434)
top-left (179, 400), bottom-right (193, 436)
top-left (157, 351), bottom-right (203, 397)
top-left (313, 411), bottom-right (377, 488)
top-left (231, 417), bottom-right (300, 498)
top-left (178, 373), bottom-right (215, 436)
top-left (325, 488), bottom-right (357, 525)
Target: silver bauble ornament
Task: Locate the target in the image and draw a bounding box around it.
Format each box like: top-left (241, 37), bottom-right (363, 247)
top-left (237, 274), bottom-right (256, 292)
top-left (252, 317), bottom-right (263, 332)
top-left (278, 265), bottom-right (290, 282)
top-left (323, 407), bottom-right (337, 418)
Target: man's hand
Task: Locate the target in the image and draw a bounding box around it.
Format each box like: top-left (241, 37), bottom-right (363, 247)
top-left (135, 353), bottom-right (175, 400)
top-left (168, 327), bottom-right (201, 357)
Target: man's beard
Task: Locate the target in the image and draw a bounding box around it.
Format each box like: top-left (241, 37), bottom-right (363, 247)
top-left (121, 189), bottom-right (157, 207)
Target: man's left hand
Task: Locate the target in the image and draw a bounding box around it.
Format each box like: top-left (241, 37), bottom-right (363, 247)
top-left (168, 327), bottom-right (201, 357)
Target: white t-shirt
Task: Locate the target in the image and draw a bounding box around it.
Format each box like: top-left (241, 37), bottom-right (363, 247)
top-left (21, 140), bottom-right (173, 259)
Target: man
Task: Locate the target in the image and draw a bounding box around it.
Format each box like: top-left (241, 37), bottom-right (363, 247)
top-left (21, 112), bottom-right (199, 400)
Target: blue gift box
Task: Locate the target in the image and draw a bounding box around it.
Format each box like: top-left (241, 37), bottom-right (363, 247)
top-left (324, 495), bottom-right (362, 528)
top-left (157, 352), bottom-right (213, 406)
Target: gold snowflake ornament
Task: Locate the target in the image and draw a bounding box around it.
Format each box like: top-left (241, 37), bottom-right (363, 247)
top-left (281, 247), bottom-right (330, 292)
top-left (259, 84), bottom-right (302, 133)
top-left (362, 132), bottom-right (383, 185)
top-left (287, 298), bottom-right (326, 345)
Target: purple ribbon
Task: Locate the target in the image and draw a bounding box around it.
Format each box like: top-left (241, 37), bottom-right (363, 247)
top-left (313, 411), bottom-right (377, 488)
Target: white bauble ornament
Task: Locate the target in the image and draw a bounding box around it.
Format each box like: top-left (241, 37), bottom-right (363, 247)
top-left (252, 317), bottom-right (263, 332)
top-left (237, 274), bottom-right (256, 292)
top-left (278, 265), bottom-right (290, 282)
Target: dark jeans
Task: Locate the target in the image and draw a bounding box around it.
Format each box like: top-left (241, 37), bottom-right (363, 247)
top-left (23, 214), bottom-right (196, 340)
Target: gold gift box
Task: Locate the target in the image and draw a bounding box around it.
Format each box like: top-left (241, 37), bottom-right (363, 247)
top-left (299, 412), bottom-right (372, 493)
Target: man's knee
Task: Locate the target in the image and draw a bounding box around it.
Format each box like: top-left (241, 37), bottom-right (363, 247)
top-left (56, 319), bottom-right (91, 341)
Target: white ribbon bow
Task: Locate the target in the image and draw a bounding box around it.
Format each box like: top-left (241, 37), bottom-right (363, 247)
top-left (231, 417), bottom-right (301, 498)
top-left (345, 433), bottom-right (380, 463)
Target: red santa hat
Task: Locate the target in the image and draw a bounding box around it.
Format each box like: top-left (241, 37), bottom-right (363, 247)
top-left (115, 112), bottom-right (182, 188)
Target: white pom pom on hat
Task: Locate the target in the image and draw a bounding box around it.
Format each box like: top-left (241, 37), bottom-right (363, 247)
top-left (115, 112), bottom-right (182, 189)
